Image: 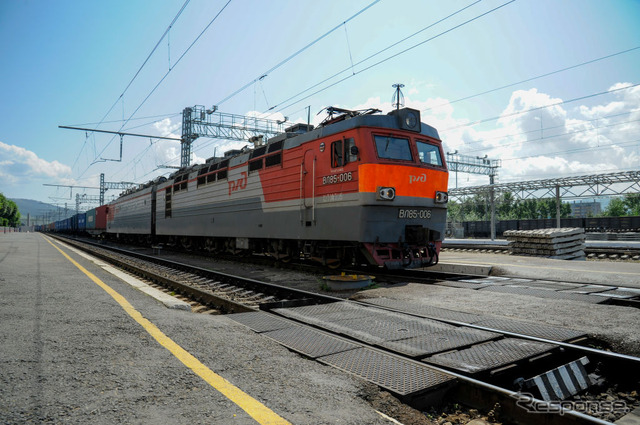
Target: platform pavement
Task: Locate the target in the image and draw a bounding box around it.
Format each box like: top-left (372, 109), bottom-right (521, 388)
top-left (0, 233), bottom-right (392, 424)
top-left (437, 247), bottom-right (640, 289)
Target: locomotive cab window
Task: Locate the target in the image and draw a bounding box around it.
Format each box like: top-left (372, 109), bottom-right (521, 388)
top-left (416, 141), bottom-right (443, 166)
top-left (374, 135), bottom-right (412, 161)
top-left (345, 138), bottom-right (357, 163)
top-left (331, 140), bottom-right (343, 167)
top-left (331, 138), bottom-right (357, 168)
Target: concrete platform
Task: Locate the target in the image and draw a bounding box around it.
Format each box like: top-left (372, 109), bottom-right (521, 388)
top-left (0, 233), bottom-right (396, 424)
top-left (438, 247), bottom-right (640, 289)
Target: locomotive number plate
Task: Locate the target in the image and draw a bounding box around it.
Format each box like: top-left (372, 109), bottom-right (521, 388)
top-left (398, 208), bottom-right (432, 219)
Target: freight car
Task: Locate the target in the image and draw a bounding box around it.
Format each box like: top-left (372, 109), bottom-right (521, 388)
top-left (86, 205), bottom-right (108, 236)
top-left (46, 107), bottom-right (450, 269)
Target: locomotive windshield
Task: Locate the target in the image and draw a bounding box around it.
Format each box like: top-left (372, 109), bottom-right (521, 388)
top-left (416, 141), bottom-right (443, 166)
top-left (374, 135), bottom-right (412, 161)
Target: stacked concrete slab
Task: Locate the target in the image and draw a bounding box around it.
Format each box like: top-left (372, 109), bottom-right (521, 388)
top-left (504, 228), bottom-right (586, 260)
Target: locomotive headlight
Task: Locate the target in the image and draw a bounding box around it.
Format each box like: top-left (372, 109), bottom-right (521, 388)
top-left (377, 186), bottom-right (396, 201)
top-left (435, 191), bottom-right (448, 204)
top-left (404, 111), bottom-right (418, 128)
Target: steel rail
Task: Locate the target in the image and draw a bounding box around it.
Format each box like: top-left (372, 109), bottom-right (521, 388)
top-left (49, 234), bottom-right (341, 309)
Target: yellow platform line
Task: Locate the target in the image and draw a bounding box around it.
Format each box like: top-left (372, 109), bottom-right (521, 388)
top-left (43, 236), bottom-right (291, 425)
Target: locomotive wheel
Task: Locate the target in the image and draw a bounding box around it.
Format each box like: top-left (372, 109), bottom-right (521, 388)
top-left (204, 238), bottom-right (215, 252)
top-left (266, 241), bottom-right (294, 263)
top-left (180, 237), bottom-right (193, 251)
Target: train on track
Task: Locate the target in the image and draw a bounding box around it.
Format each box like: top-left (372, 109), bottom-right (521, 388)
top-left (39, 106), bottom-right (449, 268)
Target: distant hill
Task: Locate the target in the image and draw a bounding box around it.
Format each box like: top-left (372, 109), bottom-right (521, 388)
top-left (10, 198), bottom-right (75, 226)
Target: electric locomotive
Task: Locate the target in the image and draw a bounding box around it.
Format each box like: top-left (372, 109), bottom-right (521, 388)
top-left (105, 106), bottom-right (449, 268)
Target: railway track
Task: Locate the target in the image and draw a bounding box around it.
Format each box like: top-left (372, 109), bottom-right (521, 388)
top-left (48, 234), bottom-right (640, 425)
top-left (363, 268), bottom-right (640, 309)
top-left (441, 243), bottom-right (640, 262)
top-left (49, 234), bottom-right (339, 314)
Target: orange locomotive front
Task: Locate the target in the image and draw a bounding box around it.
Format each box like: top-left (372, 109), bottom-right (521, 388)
top-left (258, 107), bottom-right (449, 268)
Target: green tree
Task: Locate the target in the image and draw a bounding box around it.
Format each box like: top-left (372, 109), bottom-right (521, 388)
top-left (602, 198), bottom-right (627, 216)
top-left (449, 193), bottom-right (573, 223)
top-left (0, 193), bottom-right (21, 227)
top-left (623, 194), bottom-right (640, 216)
top-left (497, 192), bottom-right (518, 219)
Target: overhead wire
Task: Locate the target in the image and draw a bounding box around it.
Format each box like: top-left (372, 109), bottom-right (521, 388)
top-left (501, 137), bottom-right (640, 162)
top-left (190, 1), bottom-right (516, 164)
top-left (191, 1), bottom-right (496, 160)
top-left (78, 1), bottom-right (637, 187)
top-left (109, 113), bottom-right (184, 177)
top-left (441, 82), bottom-right (640, 133)
top-left (265, 0), bottom-right (514, 117)
top-left (122, 113), bottom-right (182, 132)
top-left (460, 114), bottom-right (640, 154)
top-left (424, 45), bottom-right (640, 112)
top-left (213, 0), bottom-right (381, 107)
top-left (69, 112), bottom-right (181, 128)
top-left (71, 0), bottom-right (191, 172)
top-left (102, 0), bottom-right (190, 124)
top-left (495, 166), bottom-right (640, 183)
top-left (81, 0), bottom-right (233, 179)
top-left (472, 122), bottom-right (640, 157)
top-left (88, 0), bottom-right (507, 177)
top-left (459, 109), bottom-right (638, 148)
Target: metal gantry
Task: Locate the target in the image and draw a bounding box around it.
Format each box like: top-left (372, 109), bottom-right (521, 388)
top-left (446, 152), bottom-right (502, 180)
top-left (446, 151), bottom-right (501, 239)
top-left (449, 171), bottom-right (640, 199)
top-left (449, 170), bottom-right (640, 233)
top-left (44, 174), bottom-right (137, 215)
top-left (99, 173), bottom-right (137, 205)
top-left (61, 106), bottom-right (288, 169)
top-left (180, 105), bottom-right (287, 167)
top-left (75, 194), bottom-right (103, 212)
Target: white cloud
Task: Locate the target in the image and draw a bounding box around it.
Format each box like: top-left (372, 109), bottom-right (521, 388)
top-left (579, 83), bottom-right (639, 120)
top-left (425, 84), bottom-right (640, 185)
top-left (0, 141), bottom-right (72, 183)
top-left (153, 118), bottom-right (181, 139)
top-left (152, 139), bottom-right (181, 167)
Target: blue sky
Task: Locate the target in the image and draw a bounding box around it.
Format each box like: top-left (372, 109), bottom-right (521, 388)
top-left (1, 0), bottom-right (639, 208)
